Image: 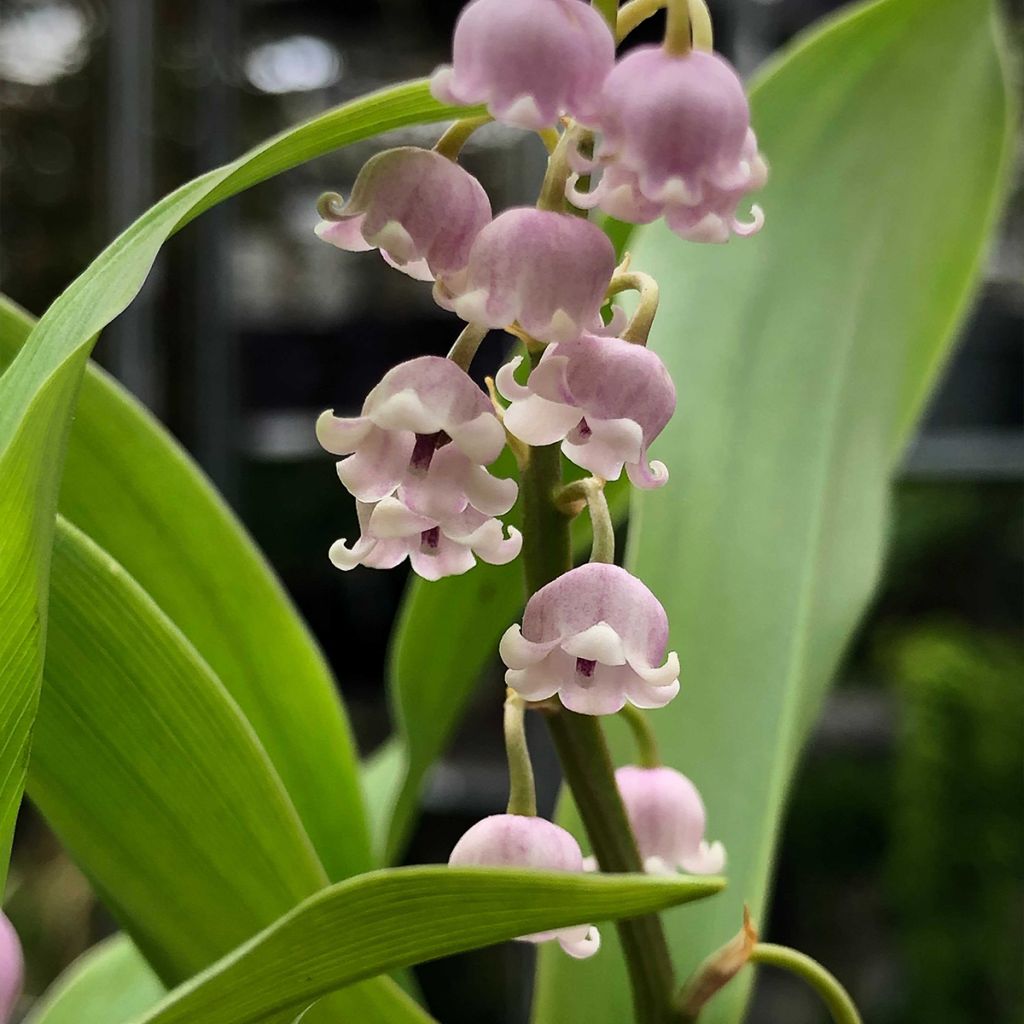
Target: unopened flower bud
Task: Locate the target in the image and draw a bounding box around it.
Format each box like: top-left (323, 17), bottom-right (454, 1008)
top-left (431, 0), bottom-right (615, 130)
top-left (448, 814), bottom-right (600, 958)
top-left (615, 765), bottom-right (725, 875)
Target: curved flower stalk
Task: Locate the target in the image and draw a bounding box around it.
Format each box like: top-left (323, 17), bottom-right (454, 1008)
top-left (500, 563), bottom-right (680, 715)
top-left (496, 333), bottom-right (676, 488)
top-left (430, 0), bottom-right (615, 130)
top-left (611, 765), bottom-right (725, 875)
top-left (448, 814), bottom-right (601, 957)
top-left (0, 914), bottom-right (22, 1024)
top-left (574, 47), bottom-right (767, 242)
top-left (316, 147), bottom-right (492, 281)
top-left (434, 208), bottom-right (617, 344)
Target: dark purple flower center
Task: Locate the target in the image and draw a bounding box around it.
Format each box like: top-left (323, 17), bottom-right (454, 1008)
top-left (420, 526), bottom-right (441, 552)
top-left (575, 657), bottom-right (597, 680)
top-left (568, 418), bottom-right (592, 444)
top-left (409, 430), bottom-right (451, 473)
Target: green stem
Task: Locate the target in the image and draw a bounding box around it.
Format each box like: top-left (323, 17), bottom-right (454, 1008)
top-left (545, 712), bottom-right (678, 1024)
top-left (504, 693), bottom-right (537, 817)
top-left (608, 270), bottom-right (660, 345)
top-left (447, 322), bottom-right (489, 371)
top-left (619, 704), bottom-right (662, 768)
top-left (749, 945), bottom-right (863, 1024)
top-left (434, 115), bottom-right (492, 160)
top-left (520, 348), bottom-right (678, 1024)
top-left (664, 0), bottom-right (692, 56)
top-left (554, 478), bottom-right (615, 563)
top-left (536, 129), bottom-right (575, 214)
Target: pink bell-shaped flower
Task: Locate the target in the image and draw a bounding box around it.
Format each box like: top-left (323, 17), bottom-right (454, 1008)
top-left (430, 0), bottom-right (615, 130)
top-left (0, 913), bottom-right (23, 1024)
top-left (329, 497), bottom-right (521, 581)
top-left (448, 814), bottom-right (600, 958)
top-left (580, 47), bottom-right (766, 242)
top-left (317, 356), bottom-right (512, 506)
top-left (615, 765), bottom-right (725, 875)
top-left (435, 209), bottom-right (616, 343)
top-left (500, 563), bottom-right (680, 715)
top-left (496, 334), bottom-right (676, 488)
top-left (315, 147), bottom-right (492, 281)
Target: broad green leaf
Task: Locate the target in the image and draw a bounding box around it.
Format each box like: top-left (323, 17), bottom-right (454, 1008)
top-left (24, 935), bottom-right (164, 1024)
top-left (29, 520), bottom-right (431, 1023)
top-left (134, 867), bottom-right (723, 1024)
top-left (0, 82), bottom-right (477, 892)
top-left (537, 0), bottom-right (1014, 1021)
top-left (0, 295), bottom-right (370, 884)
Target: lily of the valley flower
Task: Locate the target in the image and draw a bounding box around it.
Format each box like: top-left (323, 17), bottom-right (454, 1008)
top-left (318, 356), bottom-right (520, 579)
top-left (317, 356), bottom-right (511, 505)
top-left (315, 147), bottom-right (492, 281)
top-left (496, 334), bottom-right (676, 488)
top-left (330, 496), bottom-right (521, 580)
top-left (0, 914), bottom-right (22, 1024)
top-left (500, 563), bottom-right (680, 715)
top-left (430, 0), bottom-right (615, 130)
top-left (434, 208), bottom-right (616, 343)
top-left (614, 765), bottom-right (725, 875)
top-left (448, 814), bottom-right (600, 958)
top-left (577, 47), bottom-right (766, 243)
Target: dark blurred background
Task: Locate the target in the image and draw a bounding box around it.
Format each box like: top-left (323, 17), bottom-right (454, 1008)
top-left (1, 1), bottom-right (1021, 1021)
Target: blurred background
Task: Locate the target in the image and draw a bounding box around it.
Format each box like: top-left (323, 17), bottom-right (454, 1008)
top-left (0, 0), bottom-right (1021, 1021)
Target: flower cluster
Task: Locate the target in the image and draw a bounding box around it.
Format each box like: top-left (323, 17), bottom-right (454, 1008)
top-left (432, 0), bottom-right (765, 242)
top-left (317, 356), bottom-right (521, 579)
top-left (314, 0), bottom-right (752, 961)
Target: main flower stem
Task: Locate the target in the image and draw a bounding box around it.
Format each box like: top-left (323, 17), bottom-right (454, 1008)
top-left (521, 350), bottom-right (678, 1024)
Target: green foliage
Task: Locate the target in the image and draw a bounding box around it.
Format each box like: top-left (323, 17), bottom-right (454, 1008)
top-left (0, 83), bottom-right (478, 895)
top-left (24, 936), bottom-right (164, 1024)
top-left (134, 867), bottom-right (723, 1024)
top-left (29, 521), bottom-right (427, 1022)
top-left (0, 294), bottom-right (370, 885)
top-left (536, 0), bottom-right (1015, 1021)
top-left (885, 625), bottom-right (1024, 1023)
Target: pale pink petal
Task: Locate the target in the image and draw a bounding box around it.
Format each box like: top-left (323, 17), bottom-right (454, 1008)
top-left (315, 412), bottom-right (374, 455)
top-left (504, 395), bottom-right (583, 447)
top-left (437, 209), bottom-right (615, 344)
top-left (317, 147), bottom-right (491, 276)
top-left (561, 623), bottom-right (627, 665)
top-left (337, 428), bottom-right (416, 501)
top-left (430, 0), bottom-right (614, 130)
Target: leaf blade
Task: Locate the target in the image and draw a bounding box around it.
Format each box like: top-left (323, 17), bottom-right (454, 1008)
top-left (535, 0), bottom-right (1015, 1020)
top-left (135, 867), bottom-right (723, 1024)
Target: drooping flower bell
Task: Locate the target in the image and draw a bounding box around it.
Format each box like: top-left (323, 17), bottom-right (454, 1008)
top-left (448, 814), bottom-right (600, 958)
top-left (430, 0), bottom-right (615, 130)
top-left (0, 913), bottom-right (23, 1024)
top-left (435, 209), bottom-right (616, 343)
top-left (315, 147), bottom-right (492, 281)
top-left (500, 563), bottom-right (680, 715)
top-left (316, 356), bottom-right (511, 506)
top-left (496, 334), bottom-right (676, 488)
top-left (615, 765), bottom-right (725, 875)
top-left (578, 47), bottom-right (766, 242)
top-left (330, 496), bottom-right (521, 580)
